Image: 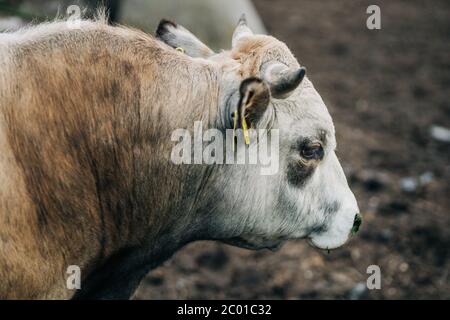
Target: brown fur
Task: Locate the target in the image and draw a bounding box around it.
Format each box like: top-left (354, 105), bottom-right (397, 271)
top-left (0, 20), bottom-right (218, 299)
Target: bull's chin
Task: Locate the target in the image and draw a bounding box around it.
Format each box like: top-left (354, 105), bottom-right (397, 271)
top-left (307, 233), bottom-right (349, 251)
top-left (222, 237), bottom-right (286, 251)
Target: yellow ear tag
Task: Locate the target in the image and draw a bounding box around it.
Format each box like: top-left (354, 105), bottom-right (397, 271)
top-left (242, 116), bottom-right (250, 145)
top-left (175, 47), bottom-right (185, 54)
top-left (232, 111), bottom-right (250, 151)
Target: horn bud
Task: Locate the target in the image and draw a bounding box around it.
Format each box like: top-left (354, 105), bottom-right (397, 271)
top-left (261, 63), bottom-right (306, 99)
top-left (232, 13), bottom-right (254, 48)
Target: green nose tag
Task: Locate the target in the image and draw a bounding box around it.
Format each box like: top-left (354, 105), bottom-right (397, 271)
top-left (351, 214), bottom-right (362, 235)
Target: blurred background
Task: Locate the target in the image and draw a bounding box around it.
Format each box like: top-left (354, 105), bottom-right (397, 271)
top-left (1, 0), bottom-right (448, 299)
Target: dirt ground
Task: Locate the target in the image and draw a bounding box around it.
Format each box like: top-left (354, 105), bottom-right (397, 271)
top-left (135, 0), bottom-right (449, 299)
top-left (3, 0), bottom-right (446, 300)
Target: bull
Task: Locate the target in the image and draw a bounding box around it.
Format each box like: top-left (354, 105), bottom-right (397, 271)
top-left (0, 13), bottom-right (361, 299)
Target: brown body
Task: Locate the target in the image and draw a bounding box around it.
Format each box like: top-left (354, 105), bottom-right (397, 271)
top-left (0, 19), bottom-right (217, 299)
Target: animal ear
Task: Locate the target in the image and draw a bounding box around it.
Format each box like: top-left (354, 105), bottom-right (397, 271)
top-left (156, 19), bottom-right (215, 58)
top-left (237, 77), bottom-right (271, 126)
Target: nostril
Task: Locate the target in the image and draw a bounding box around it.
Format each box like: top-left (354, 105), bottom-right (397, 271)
top-left (351, 213), bottom-right (362, 235)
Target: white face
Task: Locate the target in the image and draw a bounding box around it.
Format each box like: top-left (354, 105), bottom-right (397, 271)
top-left (275, 86), bottom-right (360, 250)
top-left (157, 17), bottom-right (361, 251)
top-left (208, 80), bottom-right (360, 251)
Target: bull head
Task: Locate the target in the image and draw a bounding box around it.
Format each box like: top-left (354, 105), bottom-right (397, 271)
top-left (156, 15), bottom-right (360, 251)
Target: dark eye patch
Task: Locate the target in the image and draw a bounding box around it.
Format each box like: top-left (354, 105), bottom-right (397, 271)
top-left (286, 160), bottom-right (315, 187)
top-left (287, 136), bottom-right (324, 187)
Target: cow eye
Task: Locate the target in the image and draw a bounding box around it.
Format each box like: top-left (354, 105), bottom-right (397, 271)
top-left (301, 143), bottom-right (324, 160)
